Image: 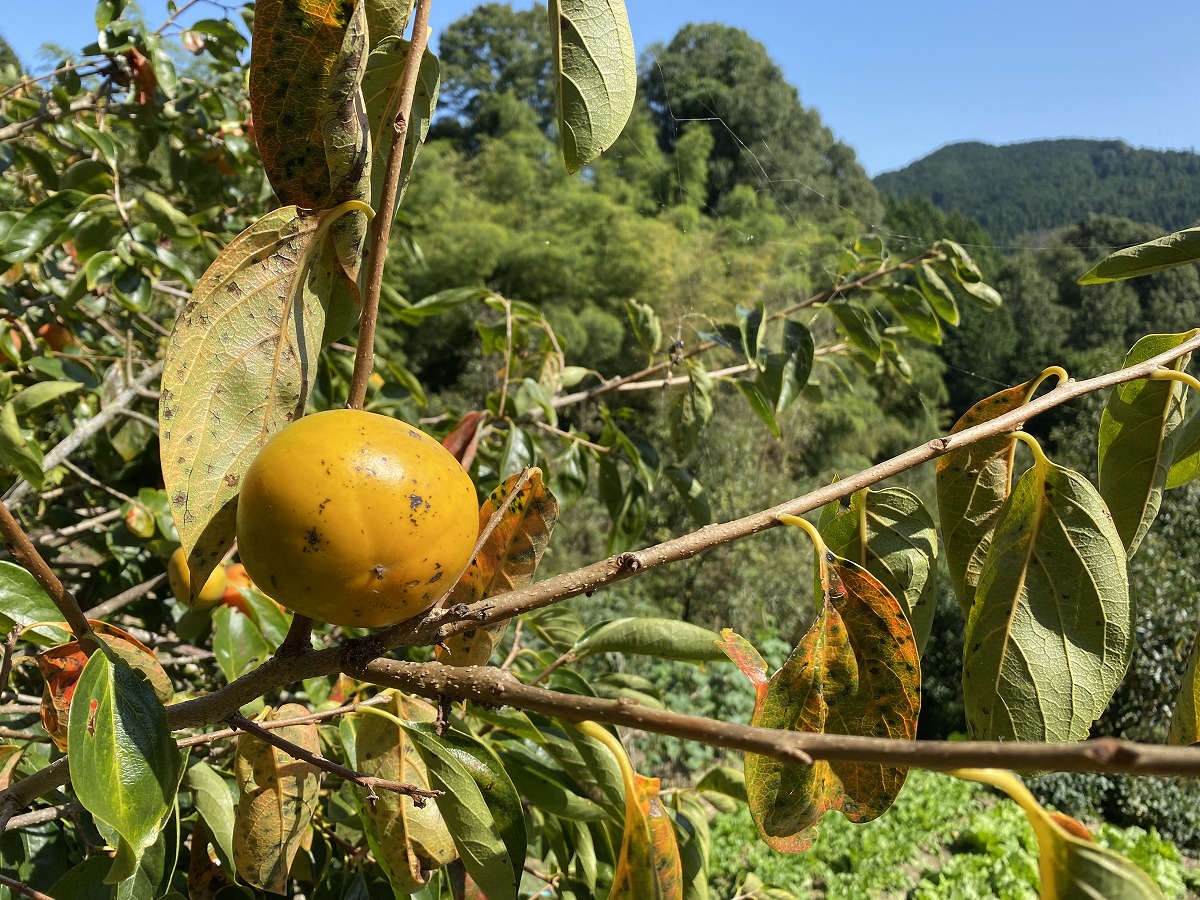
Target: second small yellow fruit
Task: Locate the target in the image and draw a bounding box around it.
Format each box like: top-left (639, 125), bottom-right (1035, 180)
top-left (235, 409), bottom-right (479, 628)
top-left (168, 547), bottom-right (227, 611)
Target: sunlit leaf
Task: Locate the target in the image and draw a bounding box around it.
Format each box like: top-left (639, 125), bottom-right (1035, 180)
top-left (1079, 226), bottom-right (1200, 284)
top-left (953, 769), bottom-right (1165, 899)
top-left (964, 459), bottom-right (1131, 742)
top-left (160, 204), bottom-right (367, 593)
top-left (233, 703), bottom-right (321, 894)
top-left (437, 469), bottom-right (559, 665)
top-left (718, 542), bottom-right (920, 851)
top-left (0, 560), bottom-right (71, 645)
top-left (626, 297), bottom-right (662, 358)
top-left (611, 773), bottom-right (684, 900)
top-left (1097, 331), bottom-right (1197, 556)
top-left (819, 487), bottom-right (938, 652)
top-left (549, 0), bottom-right (637, 172)
top-left (356, 694), bottom-right (457, 893)
top-left (937, 377), bottom-right (1040, 615)
top-left (572, 617), bottom-right (726, 662)
top-left (668, 361), bottom-right (713, 458)
top-left (67, 644), bottom-right (184, 884)
top-left (185, 761), bottom-right (237, 874)
top-left (403, 723), bottom-right (525, 900)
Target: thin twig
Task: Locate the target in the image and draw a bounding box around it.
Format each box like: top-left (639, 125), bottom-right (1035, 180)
top-left (82, 573), bottom-right (167, 620)
top-left (0, 505), bottom-right (92, 641)
top-left (4, 802), bottom-right (80, 832)
top-left (0, 626), bottom-right (21, 701)
top-left (225, 712), bottom-right (440, 805)
top-left (4, 361), bottom-right (164, 508)
top-left (499, 619), bottom-right (524, 671)
top-left (177, 694), bottom-right (394, 749)
top-left (347, 0), bottom-right (433, 408)
top-left (0, 871), bottom-right (53, 900)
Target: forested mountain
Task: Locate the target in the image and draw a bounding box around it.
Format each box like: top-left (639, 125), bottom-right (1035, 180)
top-left (875, 139), bottom-right (1200, 243)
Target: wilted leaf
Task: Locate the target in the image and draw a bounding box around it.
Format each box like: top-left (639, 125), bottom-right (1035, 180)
top-left (626, 298), bottom-right (662, 358)
top-left (40, 620), bottom-right (171, 751)
top-left (67, 644), bottom-right (184, 884)
top-left (1079, 226), bottom-right (1200, 284)
top-left (964, 458), bottom-right (1131, 742)
top-left (611, 773), bottom-right (684, 900)
top-left (160, 204), bottom-right (367, 594)
top-left (819, 487), bottom-right (938, 652)
top-left (953, 769), bottom-right (1165, 899)
top-left (719, 532), bottom-right (920, 851)
top-left (233, 703), bottom-right (322, 894)
top-left (549, 0), bottom-right (637, 172)
top-left (916, 262), bottom-right (959, 325)
top-left (356, 694), bottom-right (457, 893)
top-left (937, 377), bottom-right (1041, 615)
top-left (437, 469), bottom-right (559, 666)
top-left (1097, 331), bottom-right (1197, 556)
top-left (249, 0), bottom-right (369, 209)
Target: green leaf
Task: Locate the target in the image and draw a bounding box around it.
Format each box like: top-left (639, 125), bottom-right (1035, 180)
top-left (626, 298), bottom-right (662, 358)
top-left (936, 378), bottom-right (1038, 616)
top-left (757, 320), bottom-right (814, 414)
top-left (212, 605), bottom-right (271, 686)
top-left (362, 38), bottom-right (441, 213)
top-left (935, 239), bottom-right (984, 283)
top-left (139, 191), bottom-right (200, 246)
top-left (1165, 406), bottom-right (1200, 489)
top-left (393, 287), bottom-right (489, 327)
top-left (827, 299), bottom-right (881, 362)
top-left (880, 285), bottom-right (941, 345)
top-left (549, 0), bottom-right (637, 172)
top-left (718, 541), bottom-right (920, 852)
top-left (233, 704), bottom-right (321, 893)
top-left (954, 769), bottom-right (1165, 900)
top-left (67, 645), bottom-right (184, 884)
top-left (10, 380), bottom-right (81, 416)
top-left (737, 301), bottom-right (765, 365)
top-left (573, 617), bottom-right (726, 663)
top-left (160, 205), bottom-right (366, 593)
top-left (663, 465), bottom-right (713, 526)
top-left (1079, 226), bottom-right (1200, 284)
top-left (142, 33), bottom-right (178, 99)
top-left (694, 765), bottom-right (747, 803)
top-left (733, 379), bottom-right (780, 438)
top-left (185, 761), bottom-right (237, 872)
top-left (1097, 331), bottom-right (1197, 556)
top-left (959, 278), bottom-right (1003, 310)
top-left (819, 487), bottom-right (939, 653)
top-left (95, 0), bottom-right (126, 29)
top-left (498, 744), bottom-right (608, 821)
top-left (2, 191), bottom-right (87, 263)
top-left (0, 561), bottom-right (69, 645)
top-left (1169, 622), bottom-right (1200, 745)
top-left (916, 262), bottom-right (959, 325)
top-left (72, 122), bottom-right (119, 172)
top-left (402, 723), bottom-right (525, 900)
top-left (668, 361), bottom-right (713, 457)
top-left (964, 460), bottom-right (1132, 742)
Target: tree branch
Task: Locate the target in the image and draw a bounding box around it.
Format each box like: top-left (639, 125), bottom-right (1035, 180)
top-left (0, 503), bottom-right (92, 641)
top-left (347, 0), bottom-right (433, 409)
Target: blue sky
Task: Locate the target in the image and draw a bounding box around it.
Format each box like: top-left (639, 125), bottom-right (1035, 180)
top-left (5, 0), bottom-right (1200, 176)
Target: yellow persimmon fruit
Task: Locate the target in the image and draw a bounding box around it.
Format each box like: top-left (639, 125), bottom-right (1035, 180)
top-left (235, 409), bottom-right (479, 628)
top-left (168, 546), bottom-right (227, 612)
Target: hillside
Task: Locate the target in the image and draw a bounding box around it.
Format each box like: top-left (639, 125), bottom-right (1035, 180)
top-left (874, 139), bottom-right (1200, 243)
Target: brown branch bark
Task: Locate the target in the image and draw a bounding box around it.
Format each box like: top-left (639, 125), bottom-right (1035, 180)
top-left (347, 0), bottom-right (433, 409)
top-left (0, 503), bottom-right (92, 641)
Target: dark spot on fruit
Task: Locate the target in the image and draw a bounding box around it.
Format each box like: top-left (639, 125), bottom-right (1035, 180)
top-left (304, 527), bottom-right (321, 551)
top-left (427, 571), bottom-right (443, 584)
top-left (373, 565), bottom-right (385, 580)
top-left (318, 498), bottom-right (331, 514)
top-left (409, 494), bottom-right (423, 510)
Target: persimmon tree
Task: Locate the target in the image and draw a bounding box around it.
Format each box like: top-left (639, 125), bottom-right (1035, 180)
top-left (0, 1), bottom-right (1198, 898)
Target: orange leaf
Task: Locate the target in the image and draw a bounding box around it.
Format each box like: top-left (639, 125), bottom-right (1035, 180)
top-left (722, 550), bottom-right (920, 852)
top-left (611, 774), bottom-right (683, 899)
top-left (437, 469), bottom-right (558, 666)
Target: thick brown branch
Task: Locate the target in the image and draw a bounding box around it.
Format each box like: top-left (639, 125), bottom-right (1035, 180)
top-left (364, 658), bottom-right (1200, 778)
top-left (226, 712), bottom-right (439, 805)
top-left (347, 0), bottom-right (433, 409)
top-left (419, 330), bottom-right (1200, 642)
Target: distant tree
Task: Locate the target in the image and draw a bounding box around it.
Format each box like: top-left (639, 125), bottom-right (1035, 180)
top-left (640, 23), bottom-right (882, 224)
top-left (0, 32), bottom-right (21, 73)
top-left (437, 2), bottom-right (554, 131)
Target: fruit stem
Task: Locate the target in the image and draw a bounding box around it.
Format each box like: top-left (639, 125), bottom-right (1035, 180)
top-left (347, 0), bottom-right (434, 410)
